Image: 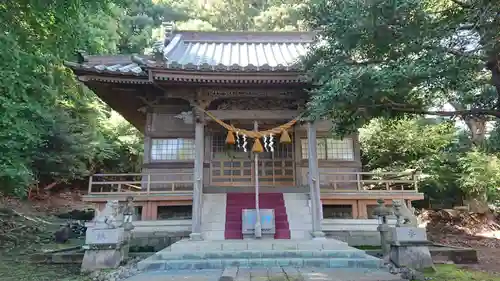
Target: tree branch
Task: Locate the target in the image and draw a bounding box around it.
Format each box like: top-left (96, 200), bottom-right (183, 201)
top-left (375, 97), bottom-right (500, 118)
top-left (389, 106), bottom-right (500, 118)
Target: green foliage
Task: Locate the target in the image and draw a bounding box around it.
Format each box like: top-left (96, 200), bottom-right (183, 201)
top-left (458, 149), bottom-right (500, 201)
top-left (0, 0), bottom-right (306, 197)
top-left (161, 0), bottom-right (306, 31)
top-left (426, 264), bottom-right (500, 281)
top-left (303, 0), bottom-right (500, 136)
top-left (359, 118), bottom-right (456, 171)
top-left (116, 0), bottom-right (187, 53)
top-left (0, 0), bottom-right (147, 196)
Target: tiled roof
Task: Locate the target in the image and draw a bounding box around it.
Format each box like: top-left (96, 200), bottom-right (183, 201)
top-left (159, 31), bottom-right (313, 72)
top-left (64, 55), bottom-right (148, 76)
top-left (66, 31), bottom-right (315, 76)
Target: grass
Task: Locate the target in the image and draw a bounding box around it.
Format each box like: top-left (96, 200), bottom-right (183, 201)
top-left (0, 210), bottom-right (89, 281)
top-left (425, 265), bottom-right (500, 281)
top-left (0, 260), bottom-right (90, 281)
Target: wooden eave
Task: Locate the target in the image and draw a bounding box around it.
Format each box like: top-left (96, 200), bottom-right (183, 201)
top-left (150, 68), bottom-right (309, 85)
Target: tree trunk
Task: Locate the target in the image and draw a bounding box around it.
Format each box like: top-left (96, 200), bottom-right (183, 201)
top-left (464, 116), bottom-right (487, 147)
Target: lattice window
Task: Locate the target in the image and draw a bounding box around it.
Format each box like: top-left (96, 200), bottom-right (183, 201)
top-left (322, 205), bottom-right (353, 219)
top-left (212, 134), bottom-right (227, 153)
top-left (301, 138), bottom-right (354, 160)
top-left (151, 138), bottom-right (195, 161)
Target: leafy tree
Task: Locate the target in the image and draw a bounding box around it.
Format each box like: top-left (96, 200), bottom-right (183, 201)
top-left (176, 19), bottom-right (216, 31)
top-left (162, 0), bottom-right (305, 31)
top-left (359, 118), bottom-right (456, 171)
top-left (359, 118), bottom-right (464, 204)
top-left (254, 1), bottom-right (307, 31)
top-left (116, 0), bottom-right (187, 53)
top-left (303, 0), bottom-right (500, 144)
top-left (0, 0), bottom-right (147, 196)
top-left (458, 149), bottom-right (500, 203)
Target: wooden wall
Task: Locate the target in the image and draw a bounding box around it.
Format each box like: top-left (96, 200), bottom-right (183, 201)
top-left (142, 105), bottom-right (362, 190)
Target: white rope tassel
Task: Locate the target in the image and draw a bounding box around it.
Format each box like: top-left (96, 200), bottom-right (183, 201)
top-left (263, 135), bottom-right (269, 152)
top-left (236, 131), bottom-right (240, 149)
top-left (242, 134), bottom-right (248, 152)
top-left (269, 134), bottom-right (275, 152)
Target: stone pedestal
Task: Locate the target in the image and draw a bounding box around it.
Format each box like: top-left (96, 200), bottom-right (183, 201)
top-left (389, 226), bottom-right (434, 270)
top-left (81, 227), bottom-right (130, 272)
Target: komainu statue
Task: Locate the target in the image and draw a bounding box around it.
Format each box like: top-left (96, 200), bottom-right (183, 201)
top-left (392, 199), bottom-right (418, 227)
top-left (94, 200), bottom-right (122, 229)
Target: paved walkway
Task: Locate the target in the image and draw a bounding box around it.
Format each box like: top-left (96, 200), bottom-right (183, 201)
top-left (124, 267), bottom-right (404, 281)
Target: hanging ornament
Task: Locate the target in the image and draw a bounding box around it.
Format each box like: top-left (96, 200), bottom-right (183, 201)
top-left (280, 129), bottom-right (291, 144)
top-left (236, 131), bottom-right (241, 149)
top-left (263, 135), bottom-right (269, 152)
top-left (242, 134), bottom-right (248, 152)
top-left (226, 131), bottom-right (235, 144)
top-left (252, 138), bottom-right (264, 153)
top-left (269, 134), bottom-right (275, 153)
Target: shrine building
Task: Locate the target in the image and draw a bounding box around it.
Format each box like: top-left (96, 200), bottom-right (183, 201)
top-left (67, 28), bottom-right (423, 241)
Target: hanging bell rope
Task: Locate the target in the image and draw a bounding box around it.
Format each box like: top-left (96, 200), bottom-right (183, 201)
top-left (195, 106), bottom-right (302, 149)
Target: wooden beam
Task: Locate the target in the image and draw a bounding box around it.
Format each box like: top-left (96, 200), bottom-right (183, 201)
top-left (207, 110), bottom-right (299, 120)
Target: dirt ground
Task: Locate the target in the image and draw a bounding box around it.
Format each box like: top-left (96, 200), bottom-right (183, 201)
top-left (423, 209), bottom-right (500, 275)
top-left (0, 191), bottom-right (90, 281)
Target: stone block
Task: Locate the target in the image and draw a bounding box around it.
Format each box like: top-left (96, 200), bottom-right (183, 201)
top-left (328, 259), bottom-right (350, 268)
top-left (207, 259), bottom-right (223, 269)
top-left (181, 253), bottom-right (204, 260)
top-left (390, 245), bottom-right (434, 270)
top-left (314, 250), bottom-right (349, 258)
top-left (297, 243), bottom-right (321, 251)
top-left (391, 227), bottom-right (427, 245)
top-left (261, 258), bottom-right (278, 267)
top-left (138, 261), bottom-right (165, 272)
top-left (223, 259), bottom-right (249, 268)
top-left (276, 258), bottom-right (303, 267)
top-left (274, 242), bottom-right (299, 250)
top-left (85, 228), bottom-right (126, 245)
top-left (248, 241), bottom-right (274, 251)
top-left (81, 248), bottom-right (126, 271)
top-left (221, 242), bottom-right (248, 251)
top-left (241, 250), bottom-right (262, 258)
top-left (303, 258), bottom-right (329, 268)
top-left (165, 260), bottom-right (193, 270)
top-left (220, 267), bottom-right (238, 281)
top-left (356, 259), bottom-right (382, 269)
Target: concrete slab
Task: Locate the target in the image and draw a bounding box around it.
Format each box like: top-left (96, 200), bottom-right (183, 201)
top-left (124, 269), bottom-right (222, 281)
top-left (125, 267), bottom-right (405, 281)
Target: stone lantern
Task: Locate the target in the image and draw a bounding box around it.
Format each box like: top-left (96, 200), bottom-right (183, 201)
top-left (373, 199), bottom-right (392, 258)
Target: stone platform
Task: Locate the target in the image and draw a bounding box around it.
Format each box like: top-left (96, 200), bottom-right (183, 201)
top-left (125, 267), bottom-right (405, 281)
top-left (137, 239), bottom-right (385, 271)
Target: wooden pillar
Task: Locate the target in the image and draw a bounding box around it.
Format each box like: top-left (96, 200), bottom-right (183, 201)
top-left (306, 121), bottom-right (325, 238)
top-left (190, 118), bottom-right (204, 240)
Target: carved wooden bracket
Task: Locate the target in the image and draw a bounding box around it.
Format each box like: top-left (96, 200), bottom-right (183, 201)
top-left (137, 96), bottom-right (164, 112)
top-left (174, 111), bottom-right (194, 124)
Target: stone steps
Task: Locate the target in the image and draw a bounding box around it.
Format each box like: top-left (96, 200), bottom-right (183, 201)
top-left (283, 193), bottom-right (313, 240)
top-left (138, 257), bottom-right (383, 271)
top-left (137, 239), bottom-right (385, 272)
top-left (225, 193), bottom-right (291, 239)
top-left (155, 249), bottom-right (373, 260)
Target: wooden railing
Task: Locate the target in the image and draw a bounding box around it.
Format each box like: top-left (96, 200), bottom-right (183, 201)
top-left (318, 171), bottom-right (419, 192)
top-left (88, 173), bottom-right (194, 195)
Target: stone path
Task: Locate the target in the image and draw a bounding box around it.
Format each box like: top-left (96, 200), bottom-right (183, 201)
top-left (124, 267), bottom-right (405, 281)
